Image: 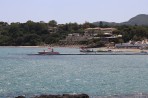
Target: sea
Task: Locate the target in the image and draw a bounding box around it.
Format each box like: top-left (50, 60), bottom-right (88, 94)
top-left (0, 47), bottom-right (148, 98)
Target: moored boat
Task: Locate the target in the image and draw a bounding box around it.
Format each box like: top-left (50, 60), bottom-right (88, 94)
top-left (97, 49), bottom-right (112, 52)
top-left (38, 48), bottom-right (60, 55)
top-left (79, 47), bottom-right (94, 52)
top-left (140, 50), bottom-right (147, 53)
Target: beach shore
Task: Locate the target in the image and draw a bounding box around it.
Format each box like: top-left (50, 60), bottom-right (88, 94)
top-left (0, 45), bottom-right (87, 49)
top-left (95, 47), bottom-right (147, 52)
top-left (0, 45), bottom-right (147, 53)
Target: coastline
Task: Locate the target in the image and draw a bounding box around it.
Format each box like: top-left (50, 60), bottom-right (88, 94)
top-left (0, 45), bottom-right (147, 53)
top-left (96, 47), bottom-right (148, 52)
top-left (0, 45), bottom-right (87, 49)
top-left (14, 93), bottom-right (148, 98)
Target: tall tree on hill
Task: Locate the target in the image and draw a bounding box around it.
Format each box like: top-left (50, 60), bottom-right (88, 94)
top-left (48, 20), bottom-right (57, 27)
top-left (82, 22), bottom-right (96, 29)
top-left (99, 21), bottom-right (103, 28)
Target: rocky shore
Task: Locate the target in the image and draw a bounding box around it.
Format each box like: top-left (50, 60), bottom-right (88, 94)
top-left (15, 94), bottom-right (89, 98)
top-left (15, 93), bottom-right (148, 98)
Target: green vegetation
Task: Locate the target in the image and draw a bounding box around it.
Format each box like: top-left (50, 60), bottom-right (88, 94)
top-left (116, 25), bottom-right (148, 42)
top-left (0, 21), bottom-right (94, 46)
top-left (0, 20), bottom-right (148, 46)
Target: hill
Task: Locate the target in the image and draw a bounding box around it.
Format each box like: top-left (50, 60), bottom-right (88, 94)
top-left (93, 14), bottom-right (148, 26)
top-left (122, 14), bottom-right (148, 25)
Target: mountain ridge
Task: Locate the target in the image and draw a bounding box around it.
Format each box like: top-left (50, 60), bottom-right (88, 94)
top-left (93, 14), bottom-right (148, 26)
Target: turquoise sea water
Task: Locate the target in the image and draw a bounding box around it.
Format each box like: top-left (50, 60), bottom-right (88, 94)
top-left (0, 47), bottom-right (148, 97)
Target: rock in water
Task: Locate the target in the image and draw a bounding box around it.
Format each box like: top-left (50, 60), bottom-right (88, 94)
top-left (15, 94), bottom-right (89, 98)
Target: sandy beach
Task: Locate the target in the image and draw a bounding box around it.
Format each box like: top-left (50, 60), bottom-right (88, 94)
top-left (95, 47), bottom-right (147, 52)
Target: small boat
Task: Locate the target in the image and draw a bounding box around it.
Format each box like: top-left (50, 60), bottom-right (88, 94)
top-left (80, 47), bottom-right (94, 52)
top-left (97, 49), bottom-right (112, 52)
top-left (38, 48), bottom-right (60, 55)
top-left (140, 51), bottom-right (147, 53)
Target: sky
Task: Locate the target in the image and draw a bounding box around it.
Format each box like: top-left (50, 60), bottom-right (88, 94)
top-left (0, 0), bottom-right (148, 24)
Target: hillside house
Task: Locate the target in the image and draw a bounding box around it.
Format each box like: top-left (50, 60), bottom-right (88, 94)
top-left (48, 27), bottom-right (58, 33)
top-left (84, 27), bottom-right (122, 43)
top-left (60, 33), bottom-right (89, 45)
top-left (84, 27), bottom-right (117, 37)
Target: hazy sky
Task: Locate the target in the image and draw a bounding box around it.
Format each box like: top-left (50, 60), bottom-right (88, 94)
top-left (0, 0), bottom-right (148, 24)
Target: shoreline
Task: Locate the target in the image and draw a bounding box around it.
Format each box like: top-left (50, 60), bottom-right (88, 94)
top-left (13, 92), bottom-right (148, 98)
top-left (0, 45), bottom-right (87, 48)
top-left (96, 47), bottom-right (148, 52)
top-left (0, 45), bottom-right (147, 53)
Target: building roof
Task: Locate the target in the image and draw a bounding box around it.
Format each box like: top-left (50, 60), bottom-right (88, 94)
top-left (85, 27), bottom-right (117, 31)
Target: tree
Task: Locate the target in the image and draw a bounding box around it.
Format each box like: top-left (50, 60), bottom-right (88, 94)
top-left (0, 35), bottom-right (10, 45)
top-left (48, 20), bottom-right (57, 27)
top-left (22, 34), bottom-right (42, 46)
top-left (99, 21), bottom-right (103, 27)
top-left (82, 22), bottom-right (96, 29)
